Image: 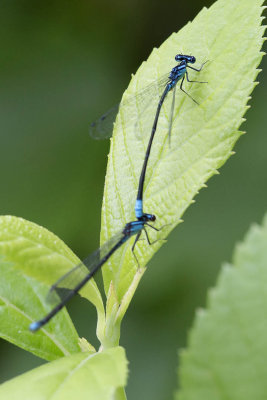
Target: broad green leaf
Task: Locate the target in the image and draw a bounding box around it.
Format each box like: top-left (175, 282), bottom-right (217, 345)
top-left (0, 216), bottom-right (105, 357)
top-left (0, 347), bottom-right (128, 400)
top-left (0, 257), bottom-right (80, 360)
top-left (176, 213), bottom-right (267, 400)
top-left (101, 0), bottom-right (265, 343)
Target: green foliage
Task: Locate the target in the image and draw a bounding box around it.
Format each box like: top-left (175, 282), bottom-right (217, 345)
top-left (0, 0), bottom-right (265, 397)
top-left (0, 256), bottom-right (80, 360)
top-left (177, 213), bottom-right (267, 400)
top-left (0, 347), bottom-right (127, 400)
top-left (0, 216), bottom-right (104, 358)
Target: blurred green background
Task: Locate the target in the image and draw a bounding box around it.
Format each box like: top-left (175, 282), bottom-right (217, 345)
top-left (0, 0), bottom-right (266, 399)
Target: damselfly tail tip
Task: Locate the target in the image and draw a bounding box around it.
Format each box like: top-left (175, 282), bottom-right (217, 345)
top-left (29, 320), bottom-right (42, 332)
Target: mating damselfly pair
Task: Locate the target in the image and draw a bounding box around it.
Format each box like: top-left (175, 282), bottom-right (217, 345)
top-left (30, 54), bottom-right (208, 332)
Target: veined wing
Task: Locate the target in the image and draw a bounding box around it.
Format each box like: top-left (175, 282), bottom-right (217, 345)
top-left (89, 73), bottom-right (169, 139)
top-left (47, 228), bottom-right (126, 305)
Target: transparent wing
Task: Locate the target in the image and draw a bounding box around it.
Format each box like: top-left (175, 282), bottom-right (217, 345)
top-left (47, 229), bottom-right (126, 305)
top-left (89, 73), bottom-right (170, 140)
top-left (89, 104), bottom-right (120, 140)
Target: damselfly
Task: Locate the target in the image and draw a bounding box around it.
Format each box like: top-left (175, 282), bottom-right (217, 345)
top-left (90, 54), bottom-right (208, 218)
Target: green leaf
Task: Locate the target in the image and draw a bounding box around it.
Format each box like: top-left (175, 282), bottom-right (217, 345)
top-left (0, 216), bottom-right (105, 358)
top-left (0, 347), bottom-right (128, 400)
top-left (176, 213), bottom-right (267, 400)
top-left (101, 0), bottom-right (265, 342)
top-left (0, 256), bottom-right (80, 360)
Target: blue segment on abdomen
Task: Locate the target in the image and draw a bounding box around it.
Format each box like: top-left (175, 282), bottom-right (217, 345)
top-left (29, 321), bottom-right (41, 332)
top-left (135, 199), bottom-right (143, 218)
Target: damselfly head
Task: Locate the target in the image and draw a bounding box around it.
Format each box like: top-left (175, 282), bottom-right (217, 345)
top-left (175, 54), bottom-right (196, 64)
top-left (148, 214), bottom-right (156, 222)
